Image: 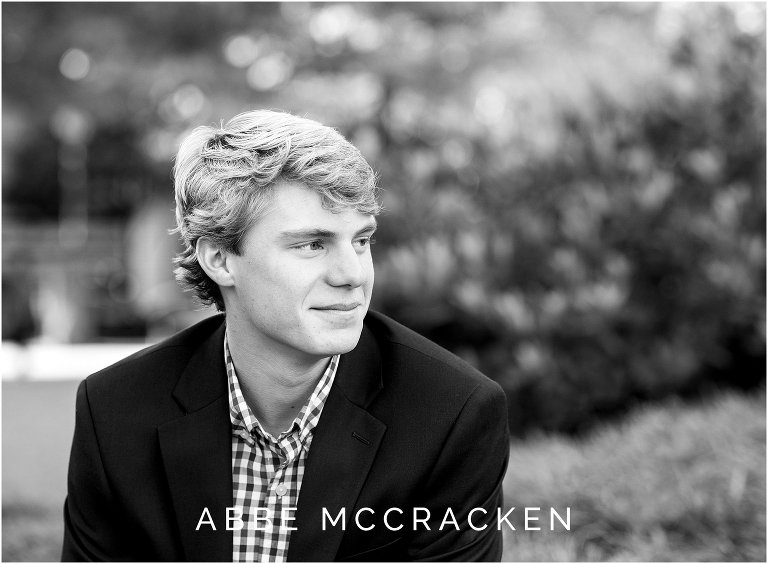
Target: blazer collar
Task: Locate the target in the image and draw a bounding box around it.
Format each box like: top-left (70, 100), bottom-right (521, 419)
top-left (171, 314), bottom-right (228, 413)
top-left (332, 319), bottom-right (384, 409)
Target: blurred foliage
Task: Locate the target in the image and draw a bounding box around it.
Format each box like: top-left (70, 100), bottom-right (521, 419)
top-left (2, 3), bottom-right (765, 433)
top-left (502, 389), bottom-right (766, 561)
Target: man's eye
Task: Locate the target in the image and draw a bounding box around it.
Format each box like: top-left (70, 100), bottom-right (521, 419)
top-left (356, 235), bottom-right (376, 248)
top-left (296, 241), bottom-right (324, 251)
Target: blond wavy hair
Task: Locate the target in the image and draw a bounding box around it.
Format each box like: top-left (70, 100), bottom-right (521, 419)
top-left (172, 110), bottom-right (381, 310)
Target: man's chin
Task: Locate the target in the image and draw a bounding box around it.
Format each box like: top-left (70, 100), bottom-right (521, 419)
top-left (313, 325), bottom-right (364, 356)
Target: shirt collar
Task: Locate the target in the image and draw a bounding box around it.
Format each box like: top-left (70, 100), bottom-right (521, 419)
top-left (224, 329), bottom-right (338, 445)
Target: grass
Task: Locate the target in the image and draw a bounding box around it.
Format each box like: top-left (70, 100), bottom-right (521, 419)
top-left (2, 503), bottom-right (62, 562)
top-left (2, 382), bottom-right (764, 561)
top-left (501, 389), bottom-right (766, 561)
top-left (2, 380), bottom-right (77, 563)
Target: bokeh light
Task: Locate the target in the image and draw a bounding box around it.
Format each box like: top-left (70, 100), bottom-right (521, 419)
top-left (308, 4), bottom-right (357, 45)
top-left (49, 105), bottom-right (93, 145)
top-left (246, 52), bottom-right (293, 91)
top-left (223, 34), bottom-right (260, 68)
top-left (58, 48), bottom-right (90, 81)
top-left (473, 85), bottom-right (507, 125)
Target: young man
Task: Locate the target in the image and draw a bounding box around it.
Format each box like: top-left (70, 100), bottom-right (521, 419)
top-left (62, 110), bottom-right (510, 561)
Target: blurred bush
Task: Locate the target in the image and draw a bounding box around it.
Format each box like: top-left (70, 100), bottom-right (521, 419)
top-left (501, 389), bottom-right (766, 561)
top-left (2, 3), bottom-right (765, 433)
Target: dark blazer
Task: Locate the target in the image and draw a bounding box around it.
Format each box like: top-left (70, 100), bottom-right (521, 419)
top-left (62, 310), bottom-right (510, 561)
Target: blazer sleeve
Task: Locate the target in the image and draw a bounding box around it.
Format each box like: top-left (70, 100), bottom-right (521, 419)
top-left (408, 381), bottom-right (510, 562)
top-left (62, 379), bottom-right (131, 561)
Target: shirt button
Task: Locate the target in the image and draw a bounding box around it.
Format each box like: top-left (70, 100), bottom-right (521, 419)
top-left (275, 484), bottom-right (287, 496)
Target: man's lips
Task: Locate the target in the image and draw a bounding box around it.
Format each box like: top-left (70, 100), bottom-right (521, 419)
top-left (312, 303), bottom-right (361, 312)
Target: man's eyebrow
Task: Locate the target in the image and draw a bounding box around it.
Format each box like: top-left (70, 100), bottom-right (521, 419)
top-left (277, 219), bottom-right (377, 241)
top-left (277, 228), bottom-right (335, 241)
top-left (356, 219), bottom-right (378, 234)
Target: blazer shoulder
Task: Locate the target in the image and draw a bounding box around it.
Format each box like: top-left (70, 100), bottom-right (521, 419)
top-left (364, 310), bottom-right (502, 397)
top-left (84, 313), bottom-right (225, 396)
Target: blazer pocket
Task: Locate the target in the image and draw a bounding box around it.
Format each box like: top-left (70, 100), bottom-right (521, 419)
top-left (339, 536), bottom-right (404, 562)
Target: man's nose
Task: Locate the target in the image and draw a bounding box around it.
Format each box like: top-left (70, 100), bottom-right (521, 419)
top-left (327, 244), bottom-right (366, 288)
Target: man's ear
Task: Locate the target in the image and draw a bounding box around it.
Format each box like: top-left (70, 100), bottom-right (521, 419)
top-left (196, 237), bottom-right (235, 288)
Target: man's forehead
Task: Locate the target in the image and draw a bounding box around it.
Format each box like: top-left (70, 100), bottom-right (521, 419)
top-left (247, 180), bottom-right (376, 235)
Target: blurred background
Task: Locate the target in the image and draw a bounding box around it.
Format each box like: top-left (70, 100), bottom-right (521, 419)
top-left (2, 2), bottom-right (765, 561)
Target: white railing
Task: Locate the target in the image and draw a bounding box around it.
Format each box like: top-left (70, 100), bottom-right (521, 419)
top-left (2, 341), bottom-right (154, 381)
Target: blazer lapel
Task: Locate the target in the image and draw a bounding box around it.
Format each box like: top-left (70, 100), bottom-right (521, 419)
top-left (158, 318), bottom-right (233, 561)
top-left (288, 324), bottom-right (386, 562)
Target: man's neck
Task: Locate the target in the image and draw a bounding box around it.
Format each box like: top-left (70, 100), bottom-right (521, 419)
top-left (226, 324), bottom-right (330, 438)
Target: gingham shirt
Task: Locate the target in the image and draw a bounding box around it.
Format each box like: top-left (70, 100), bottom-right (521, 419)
top-left (225, 332), bottom-right (338, 562)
